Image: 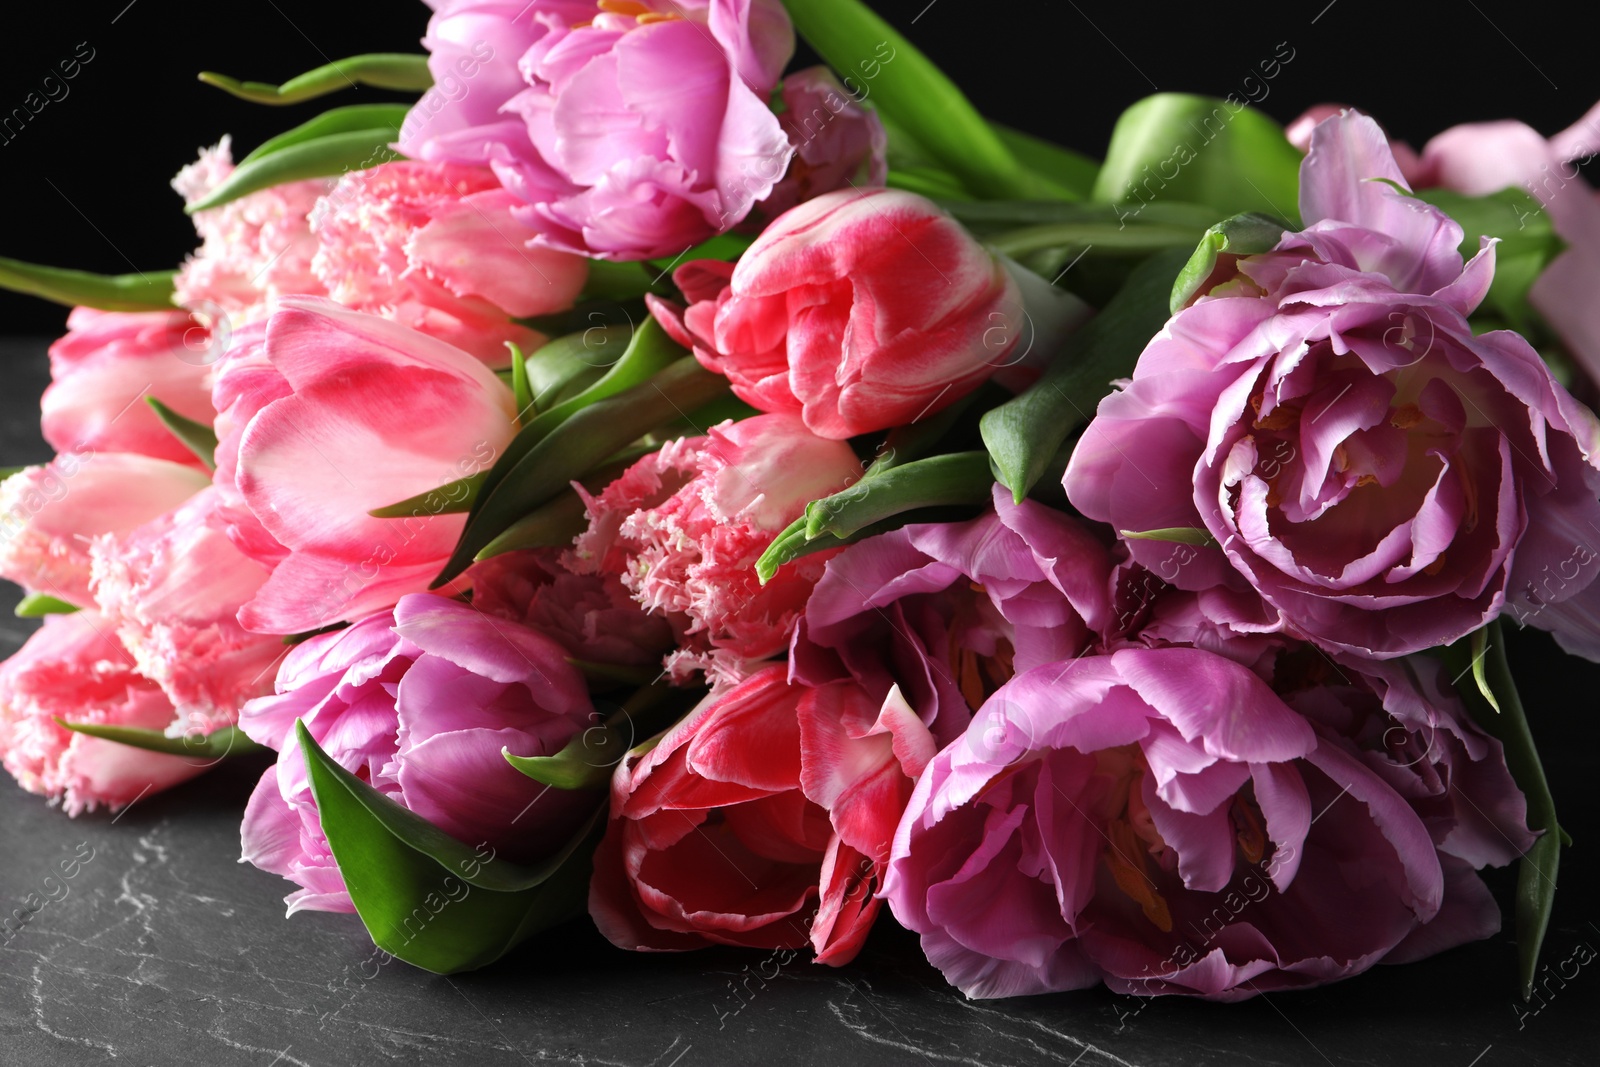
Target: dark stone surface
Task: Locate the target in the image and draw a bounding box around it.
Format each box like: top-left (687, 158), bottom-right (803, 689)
top-left (0, 333), bottom-right (1596, 1067)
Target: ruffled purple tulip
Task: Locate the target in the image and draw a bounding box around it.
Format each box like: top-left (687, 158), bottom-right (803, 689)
top-left (793, 485), bottom-right (1112, 738)
top-left (884, 639), bottom-right (1533, 1001)
top-left (1065, 111), bottom-right (1600, 658)
top-left (399, 0), bottom-right (795, 260)
top-left (239, 595), bottom-right (594, 914)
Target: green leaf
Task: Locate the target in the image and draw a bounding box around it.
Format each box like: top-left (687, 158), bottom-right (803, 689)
top-left (982, 247), bottom-right (1189, 500)
top-left (146, 397), bottom-right (218, 470)
top-left (238, 103), bottom-right (413, 165)
top-left (436, 352), bottom-right (726, 586)
top-left (581, 260), bottom-right (663, 303)
top-left (472, 485), bottom-right (590, 562)
top-left (522, 325), bottom-right (632, 415)
top-left (780, 0), bottom-right (1033, 199)
top-left (1414, 186), bottom-right (1564, 330)
top-left (1469, 626), bottom-right (1502, 714)
top-left (0, 466), bottom-right (27, 483)
top-left (186, 128), bottom-right (401, 214)
top-left (369, 473), bottom-right (485, 519)
top-left (296, 721), bottom-right (602, 973)
top-left (989, 123), bottom-right (1097, 201)
top-left (1441, 622), bottom-right (1562, 1000)
top-left (986, 221), bottom-right (1204, 261)
top-left (1170, 212), bottom-right (1289, 313)
top-left (886, 166), bottom-right (975, 201)
top-left (1093, 94), bottom-right (1302, 224)
top-left (15, 593), bottom-right (78, 617)
top-left (942, 199), bottom-right (1220, 237)
top-left (54, 720), bottom-right (262, 760)
top-left (803, 451), bottom-right (994, 542)
top-left (1120, 527), bottom-right (1217, 547)
top-left (505, 682), bottom-right (677, 791)
top-left (509, 341), bottom-right (534, 416)
top-left (0, 258), bottom-right (175, 312)
top-left (198, 54), bottom-right (432, 105)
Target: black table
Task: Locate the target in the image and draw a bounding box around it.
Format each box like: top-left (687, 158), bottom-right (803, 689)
top-left (0, 337), bottom-right (1593, 1066)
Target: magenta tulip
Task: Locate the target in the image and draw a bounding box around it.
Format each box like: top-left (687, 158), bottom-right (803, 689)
top-left (240, 595), bottom-right (595, 914)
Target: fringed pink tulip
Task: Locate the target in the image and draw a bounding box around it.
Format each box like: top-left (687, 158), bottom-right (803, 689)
top-left (90, 488), bottom-right (279, 732)
top-left (310, 160), bottom-right (587, 365)
top-left (0, 453), bottom-right (208, 608)
top-left (567, 413), bottom-right (862, 686)
top-left (0, 611), bottom-right (208, 815)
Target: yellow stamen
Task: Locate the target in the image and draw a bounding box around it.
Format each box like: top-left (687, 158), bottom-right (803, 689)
top-left (1106, 818), bottom-right (1172, 932)
top-left (597, 0), bottom-right (652, 14)
top-left (1391, 403), bottom-right (1425, 430)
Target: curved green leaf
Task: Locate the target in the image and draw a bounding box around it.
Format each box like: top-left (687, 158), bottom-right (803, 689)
top-left (15, 593), bottom-right (79, 617)
top-left (1441, 622), bottom-right (1563, 1001)
top-left (990, 123), bottom-right (1097, 200)
top-left (982, 247), bottom-right (1188, 501)
top-left (1093, 94), bottom-right (1302, 224)
top-left (803, 451), bottom-right (994, 541)
top-left (199, 54), bottom-right (432, 105)
top-left (187, 128), bottom-right (401, 214)
top-left (369, 473), bottom-right (485, 519)
top-left (780, 0), bottom-right (1033, 199)
top-left (146, 397), bottom-right (218, 470)
top-left (296, 721), bottom-right (602, 973)
top-left (1170, 212), bottom-right (1288, 313)
top-left (54, 720), bottom-right (262, 760)
top-left (0, 258), bottom-right (175, 312)
top-left (1121, 527), bottom-right (1217, 547)
top-left (239, 103), bottom-right (413, 165)
top-left (436, 355), bottom-right (726, 586)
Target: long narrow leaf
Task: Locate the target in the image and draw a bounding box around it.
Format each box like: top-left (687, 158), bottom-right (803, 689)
top-left (199, 54), bottom-right (432, 105)
top-left (187, 129), bottom-right (401, 213)
top-left (0, 258), bottom-right (175, 312)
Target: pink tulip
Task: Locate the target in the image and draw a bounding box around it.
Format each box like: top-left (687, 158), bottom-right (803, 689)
top-left (0, 611), bottom-right (209, 815)
top-left (649, 188), bottom-right (1023, 439)
top-left (400, 0), bottom-right (795, 260)
top-left (240, 595), bottom-right (595, 914)
top-left (233, 298), bottom-right (518, 634)
top-left (0, 453), bottom-right (209, 608)
top-left (90, 488), bottom-right (280, 731)
top-left (310, 160), bottom-right (587, 365)
top-left (208, 321), bottom-right (289, 567)
top-left (42, 308), bottom-right (217, 468)
top-left (567, 413), bottom-right (862, 686)
top-left (591, 665), bottom-right (884, 962)
top-left (754, 67), bottom-right (888, 223)
top-left (172, 137), bottom-right (329, 326)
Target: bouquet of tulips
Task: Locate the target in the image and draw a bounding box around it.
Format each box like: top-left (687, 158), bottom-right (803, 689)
top-left (2, 0), bottom-right (1595, 1004)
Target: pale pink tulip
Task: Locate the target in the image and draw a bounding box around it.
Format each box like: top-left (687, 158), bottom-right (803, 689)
top-left (42, 308), bottom-right (217, 467)
top-left (234, 298), bottom-right (517, 633)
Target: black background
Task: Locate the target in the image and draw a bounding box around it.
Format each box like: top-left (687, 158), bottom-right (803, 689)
top-left (0, 3), bottom-right (1596, 1062)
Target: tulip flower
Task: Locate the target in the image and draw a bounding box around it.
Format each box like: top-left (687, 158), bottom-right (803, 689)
top-left (567, 413), bottom-right (863, 686)
top-left (90, 488), bottom-right (280, 730)
top-left (400, 0), bottom-right (796, 260)
top-left (42, 308), bottom-right (218, 468)
top-left (649, 188), bottom-right (1024, 439)
top-left (0, 452), bottom-right (209, 608)
top-left (1065, 112), bottom-right (1600, 659)
top-left (230, 298), bottom-right (518, 634)
top-left (310, 160), bottom-right (588, 365)
top-left (885, 643), bottom-right (1533, 1000)
top-left (239, 595), bottom-right (596, 914)
top-left (172, 137), bottom-right (329, 326)
top-left (0, 611), bottom-right (209, 815)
